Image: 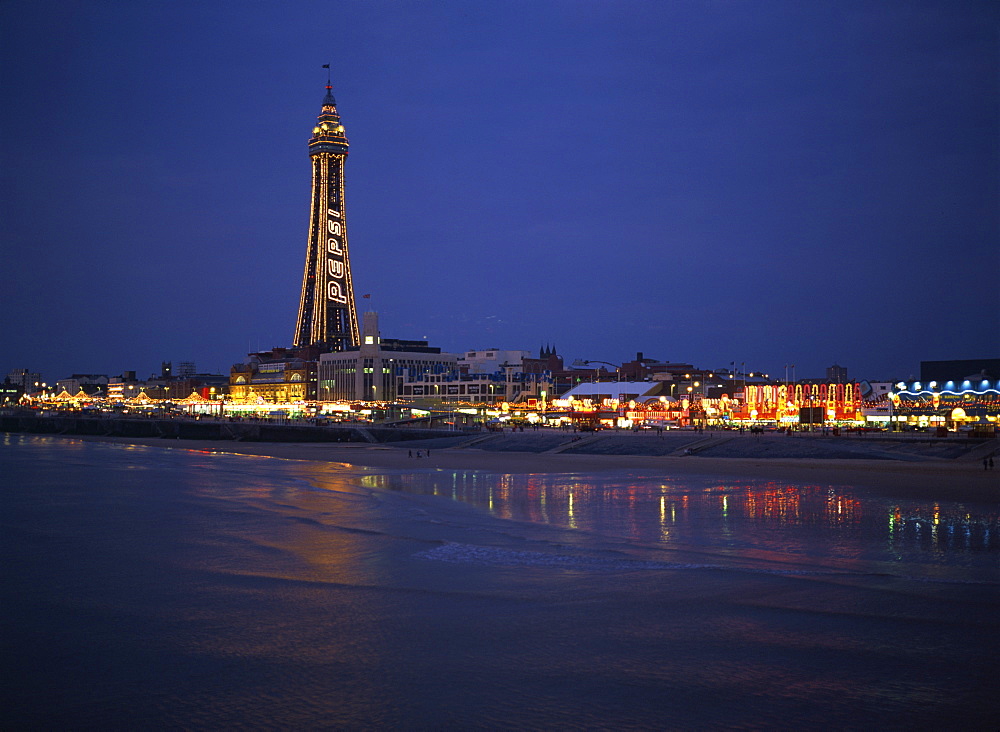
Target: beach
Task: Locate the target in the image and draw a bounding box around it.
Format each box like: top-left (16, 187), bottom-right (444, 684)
top-left (2, 433), bottom-right (998, 729)
top-left (67, 432), bottom-right (1000, 503)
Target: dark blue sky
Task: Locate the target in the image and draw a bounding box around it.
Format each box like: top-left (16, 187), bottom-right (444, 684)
top-left (3, 0), bottom-right (997, 383)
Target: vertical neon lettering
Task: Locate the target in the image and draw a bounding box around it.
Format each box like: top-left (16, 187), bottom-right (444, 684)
top-left (327, 282), bottom-right (347, 303)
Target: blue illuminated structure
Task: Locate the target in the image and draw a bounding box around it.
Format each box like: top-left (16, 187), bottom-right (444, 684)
top-left (890, 379), bottom-right (1000, 429)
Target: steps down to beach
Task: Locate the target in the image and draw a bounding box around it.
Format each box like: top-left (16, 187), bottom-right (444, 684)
top-left (545, 433), bottom-right (606, 454)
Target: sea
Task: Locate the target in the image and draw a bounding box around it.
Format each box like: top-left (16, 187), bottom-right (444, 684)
top-left (2, 433), bottom-right (998, 730)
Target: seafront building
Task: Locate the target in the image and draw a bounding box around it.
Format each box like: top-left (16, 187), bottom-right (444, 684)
top-left (54, 374), bottom-right (109, 397)
top-left (317, 313), bottom-right (456, 402)
top-left (456, 350), bottom-right (531, 374)
top-left (6, 368), bottom-right (41, 394)
top-left (396, 363), bottom-right (550, 405)
top-left (890, 378), bottom-right (1000, 432)
top-left (229, 347), bottom-right (319, 404)
top-left (1, 378), bottom-right (24, 404)
top-left (882, 359), bottom-right (1000, 432)
top-left (99, 367), bottom-right (229, 408)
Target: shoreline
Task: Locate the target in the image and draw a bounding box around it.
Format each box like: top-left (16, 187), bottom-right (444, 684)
top-left (47, 433), bottom-right (1000, 504)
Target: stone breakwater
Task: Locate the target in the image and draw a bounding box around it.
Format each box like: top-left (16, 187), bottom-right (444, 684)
top-left (3, 412), bottom-right (997, 464)
top-left (0, 413), bottom-right (457, 444)
top-left (399, 429), bottom-right (997, 462)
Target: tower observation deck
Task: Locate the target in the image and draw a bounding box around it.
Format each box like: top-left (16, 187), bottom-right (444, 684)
top-left (293, 81), bottom-right (360, 350)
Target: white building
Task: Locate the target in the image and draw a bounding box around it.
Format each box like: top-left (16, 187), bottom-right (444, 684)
top-left (397, 365), bottom-right (551, 404)
top-left (560, 381), bottom-right (668, 404)
top-left (456, 349), bottom-right (530, 375)
top-left (317, 312), bottom-right (457, 402)
top-left (6, 368), bottom-right (42, 393)
top-left (55, 374), bottom-right (109, 396)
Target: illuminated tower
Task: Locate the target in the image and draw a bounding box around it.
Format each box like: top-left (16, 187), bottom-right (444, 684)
top-left (293, 79), bottom-right (360, 350)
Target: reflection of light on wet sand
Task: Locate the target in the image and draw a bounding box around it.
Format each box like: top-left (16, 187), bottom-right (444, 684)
top-left (659, 495), bottom-right (673, 541)
top-left (265, 461), bottom-right (998, 573)
top-left (349, 470), bottom-right (999, 571)
top-left (185, 461), bottom-right (398, 593)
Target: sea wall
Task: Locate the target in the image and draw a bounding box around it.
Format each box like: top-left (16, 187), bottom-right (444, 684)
top-left (0, 413), bottom-right (465, 444)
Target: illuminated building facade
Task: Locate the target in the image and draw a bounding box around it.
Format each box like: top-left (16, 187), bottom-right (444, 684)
top-left (890, 379), bottom-right (999, 429)
top-left (107, 372), bottom-right (140, 402)
top-left (740, 382), bottom-right (864, 424)
top-left (293, 80), bottom-right (359, 351)
top-left (1, 378), bottom-right (23, 404)
top-left (229, 347), bottom-right (320, 404)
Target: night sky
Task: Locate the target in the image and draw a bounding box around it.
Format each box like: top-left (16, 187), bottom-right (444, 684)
top-left (3, 0), bottom-right (997, 384)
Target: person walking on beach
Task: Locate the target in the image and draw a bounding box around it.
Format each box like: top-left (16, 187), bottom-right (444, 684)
top-left (408, 450), bottom-right (412, 458)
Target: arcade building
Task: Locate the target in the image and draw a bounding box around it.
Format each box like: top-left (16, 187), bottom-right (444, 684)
top-left (890, 378), bottom-right (999, 431)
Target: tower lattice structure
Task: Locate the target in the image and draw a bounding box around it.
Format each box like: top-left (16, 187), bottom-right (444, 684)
top-left (293, 81), bottom-right (360, 350)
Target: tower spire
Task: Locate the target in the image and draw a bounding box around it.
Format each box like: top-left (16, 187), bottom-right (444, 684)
top-left (321, 64), bottom-right (337, 107)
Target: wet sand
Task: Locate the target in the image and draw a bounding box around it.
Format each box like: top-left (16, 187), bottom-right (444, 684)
top-left (5, 436), bottom-right (997, 730)
top-left (65, 434), bottom-right (1000, 503)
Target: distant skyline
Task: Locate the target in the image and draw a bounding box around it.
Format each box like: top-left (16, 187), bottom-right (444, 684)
top-left (2, 0), bottom-right (997, 383)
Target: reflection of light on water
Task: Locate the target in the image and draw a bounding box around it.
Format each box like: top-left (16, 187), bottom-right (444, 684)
top-left (888, 505), bottom-right (996, 552)
top-left (348, 467), bottom-right (999, 564)
top-left (659, 496), bottom-right (669, 540)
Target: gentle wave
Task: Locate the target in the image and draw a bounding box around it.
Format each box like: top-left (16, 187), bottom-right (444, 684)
top-left (414, 542), bottom-right (1000, 585)
top-left (415, 541), bottom-right (828, 574)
